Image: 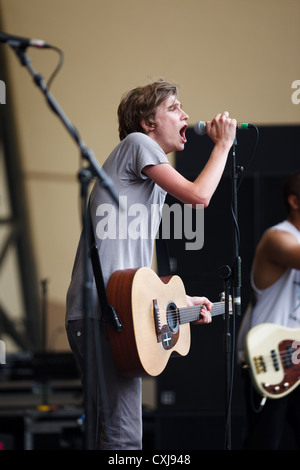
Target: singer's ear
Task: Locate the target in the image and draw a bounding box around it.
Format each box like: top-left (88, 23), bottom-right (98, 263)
top-left (287, 194), bottom-right (300, 211)
top-left (140, 119), bottom-right (155, 134)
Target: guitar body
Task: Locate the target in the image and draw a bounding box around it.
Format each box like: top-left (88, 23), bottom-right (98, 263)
top-left (245, 323), bottom-right (300, 399)
top-left (106, 267), bottom-right (190, 378)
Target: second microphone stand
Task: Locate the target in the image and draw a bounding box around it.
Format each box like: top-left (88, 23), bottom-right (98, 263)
top-left (219, 135), bottom-right (242, 451)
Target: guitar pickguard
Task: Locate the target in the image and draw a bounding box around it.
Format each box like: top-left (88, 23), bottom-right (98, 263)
top-left (160, 325), bottom-right (179, 350)
top-left (261, 339), bottom-right (300, 396)
top-left (153, 298), bottom-right (179, 350)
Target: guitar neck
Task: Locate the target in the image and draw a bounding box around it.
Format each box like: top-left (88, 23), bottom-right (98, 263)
top-left (178, 302), bottom-right (226, 324)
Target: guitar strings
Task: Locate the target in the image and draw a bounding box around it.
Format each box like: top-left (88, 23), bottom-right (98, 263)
top-left (161, 302), bottom-right (226, 323)
top-left (158, 303), bottom-right (300, 371)
top-left (251, 347), bottom-right (300, 369)
top-left (160, 304), bottom-right (300, 369)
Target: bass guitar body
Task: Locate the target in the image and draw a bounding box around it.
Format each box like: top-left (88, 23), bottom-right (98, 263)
top-left (245, 323), bottom-right (300, 399)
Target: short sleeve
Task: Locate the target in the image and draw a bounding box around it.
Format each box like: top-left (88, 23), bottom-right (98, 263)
top-left (125, 133), bottom-right (170, 180)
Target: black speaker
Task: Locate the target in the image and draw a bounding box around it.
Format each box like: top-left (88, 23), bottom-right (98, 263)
top-left (154, 411), bottom-right (245, 450)
top-left (156, 125), bottom-right (300, 418)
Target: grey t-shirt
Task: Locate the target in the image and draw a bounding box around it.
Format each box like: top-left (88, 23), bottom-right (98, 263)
top-left (66, 132), bottom-right (169, 323)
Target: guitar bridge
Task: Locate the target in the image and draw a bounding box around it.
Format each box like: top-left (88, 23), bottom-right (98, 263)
top-left (153, 299), bottom-right (162, 342)
top-left (254, 355), bottom-right (266, 374)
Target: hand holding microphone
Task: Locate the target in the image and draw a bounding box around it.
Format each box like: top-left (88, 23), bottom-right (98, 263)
top-left (196, 112), bottom-right (238, 148)
top-left (195, 112), bottom-right (253, 141)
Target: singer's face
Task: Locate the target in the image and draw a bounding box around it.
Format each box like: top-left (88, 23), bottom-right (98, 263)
top-left (147, 96), bottom-right (189, 154)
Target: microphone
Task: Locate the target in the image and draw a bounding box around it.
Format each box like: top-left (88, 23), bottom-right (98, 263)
top-left (194, 120), bottom-right (252, 136)
top-left (0, 32), bottom-right (51, 49)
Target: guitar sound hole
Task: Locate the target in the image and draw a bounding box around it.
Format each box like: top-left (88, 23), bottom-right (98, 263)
top-left (167, 302), bottom-right (179, 333)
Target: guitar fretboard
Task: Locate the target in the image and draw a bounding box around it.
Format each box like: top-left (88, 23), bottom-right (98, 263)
top-left (178, 302), bottom-right (226, 324)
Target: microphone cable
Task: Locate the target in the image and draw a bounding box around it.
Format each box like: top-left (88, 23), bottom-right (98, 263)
top-left (45, 45), bottom-right (64, 90)
top-left (237, 124), bottom-right (260, 191)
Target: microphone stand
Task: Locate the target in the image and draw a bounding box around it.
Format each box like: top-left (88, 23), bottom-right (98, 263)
top-left (219, 135), bottom-right (242, 451)
top-left (9, 44), bottom-right (120, 450)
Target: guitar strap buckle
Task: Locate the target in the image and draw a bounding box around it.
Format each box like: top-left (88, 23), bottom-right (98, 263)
top-left (103, 305), bottom-right (123, 332)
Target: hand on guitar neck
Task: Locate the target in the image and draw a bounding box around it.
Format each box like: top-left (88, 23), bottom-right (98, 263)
top-left (186, 295), bottom-right (213, 324)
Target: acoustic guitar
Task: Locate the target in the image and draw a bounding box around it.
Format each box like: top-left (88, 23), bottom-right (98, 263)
top-left (106, 267), bottom-right (230, 378)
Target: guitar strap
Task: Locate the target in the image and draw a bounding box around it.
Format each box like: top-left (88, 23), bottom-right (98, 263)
top-left (88, 201), bottom-right (123, 332)
top-left (88, 200), bottom-right (171, 330)
top-left (155, 227), bottom-right (172, 277)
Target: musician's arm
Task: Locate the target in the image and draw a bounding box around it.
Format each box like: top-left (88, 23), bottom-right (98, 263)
top-left (253, 229), bottom-right (300, 289)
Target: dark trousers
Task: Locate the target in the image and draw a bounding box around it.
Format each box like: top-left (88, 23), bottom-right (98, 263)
top-left (66, 318), bottom-right (142, 450)
top-left (243, 371), bottom-right (300, 450)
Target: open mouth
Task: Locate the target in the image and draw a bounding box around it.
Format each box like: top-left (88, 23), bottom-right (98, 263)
top-left (179, 124), bottom-right (188, 143)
